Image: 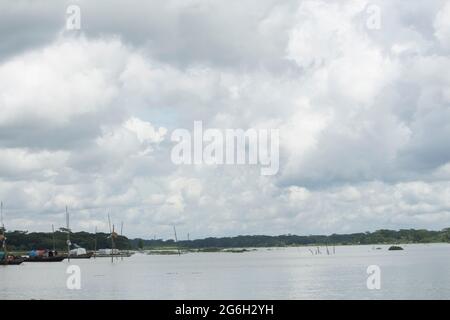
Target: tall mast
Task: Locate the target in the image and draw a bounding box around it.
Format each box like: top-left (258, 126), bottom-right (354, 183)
top-left (173, 226), bottom-right (180, 255)
top-left (94, 226), bottom-right (97, 259)
top-left (0, 201), bottom-right (3, 230)
top-left (66, 206), bottom-right (71, 262)
top-left (52, 224), bottom-right (56, 251)
top-left (120, 221), bottom-right (124, 260)
top-left (0, 202), bottom-right (6, 256)
top-left (108, 213), bottom-right (114, 263)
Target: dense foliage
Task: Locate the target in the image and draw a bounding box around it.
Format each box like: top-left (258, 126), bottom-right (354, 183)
top-left (4, 230), bottom-right (130, 251)
top-left (132, 228), bottom-right (450, 249)
top-left (4, 228), bottom-right (450, 251)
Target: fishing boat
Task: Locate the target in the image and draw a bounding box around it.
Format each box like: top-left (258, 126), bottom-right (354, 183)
top-left (24, 256), bottom-right (66, 262)
top-left (94, 248), bottom-right (133, 258)
top-left (0, 202), bottom-right (25, 265)
top-left (95, 218), bottom-right (133, 260)
top-left (23, 249), bottom-right (66, 262)
top-left (67, 252), bottom-right (94, 259)
top-left (0, 253), bottom-right (24, 265)
top-left (66, 247), bottom-right (93, 259)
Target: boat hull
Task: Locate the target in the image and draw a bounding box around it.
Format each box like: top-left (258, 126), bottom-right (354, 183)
top-left (94, 253), bottom-right (133, 258)
top-left (66, 252), bottom-right (94, 259)
top-left (0, 258), bottom-right (24, 265)
top-left (24, 256), bottom-right (66, 262)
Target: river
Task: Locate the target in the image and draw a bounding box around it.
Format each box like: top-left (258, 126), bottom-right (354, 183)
top-left (1, 243), bottom-right (449, 299)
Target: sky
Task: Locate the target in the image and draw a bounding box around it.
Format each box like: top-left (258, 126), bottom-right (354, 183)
top-left (0, 0), bottom-right (449, 239)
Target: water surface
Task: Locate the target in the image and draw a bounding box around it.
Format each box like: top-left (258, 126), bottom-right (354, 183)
top-left (1, 244), bottom-right (449, 299)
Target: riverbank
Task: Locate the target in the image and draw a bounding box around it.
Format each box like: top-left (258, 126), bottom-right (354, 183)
top-left (4, 227), bottom-right (450, 252)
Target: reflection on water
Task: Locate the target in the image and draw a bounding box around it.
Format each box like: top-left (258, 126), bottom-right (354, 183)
top-left (1, 244), bottom-right (450, 299)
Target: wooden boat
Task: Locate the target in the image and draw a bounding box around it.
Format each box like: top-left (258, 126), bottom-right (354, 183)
top-left (0, 202), bottom-right (23, 265)
top-left (24, 255), bottom-right (66, 262)
top-left (94, 251), bottom-right (133, 258)
top-left (23, 249), bottom-right (66, 262)
top-left (0, 257), bottom-right (25, 265)
top-left (64, 251), bottom-right (94, 259)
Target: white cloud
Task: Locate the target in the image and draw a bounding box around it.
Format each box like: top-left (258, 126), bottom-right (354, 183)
top-left (0, 37), bottom-right (126, 126)
top-left (434, 2), bottom-right (450, 50)
top-left (0, 0), bottom-right (449, 238)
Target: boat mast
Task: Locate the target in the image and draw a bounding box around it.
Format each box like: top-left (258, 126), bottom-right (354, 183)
top-left (173, 226), bottom-right (180, 255)
top-left (66, 206), bottom-right (71, 262)
top-left (52, 224), bottom-right (56, 252)
top-left (94, 226), bottom-right (97, 259)
top-left (0, 202), bottom-right (7, 256)
top-left (0, 201), bottom-right (3, 230)
top-left (108, 213), bottom-right (114, 263)
top-left (120, 221), bottom-right (124, 261)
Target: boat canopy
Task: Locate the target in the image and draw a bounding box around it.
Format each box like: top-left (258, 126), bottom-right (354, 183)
top-left (70, 248), bottom-right (87, 255)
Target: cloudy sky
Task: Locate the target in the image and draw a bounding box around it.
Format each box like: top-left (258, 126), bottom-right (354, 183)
top-left (0, 0), bottom-right (449, 239)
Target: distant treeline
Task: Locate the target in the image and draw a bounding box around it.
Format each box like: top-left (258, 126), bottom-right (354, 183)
top-left (131, 228), bottom-right (450, 249)
top-left (4, 228), bottom-right (450, 251)
top-left (4, 230), bottom-right (131, 251)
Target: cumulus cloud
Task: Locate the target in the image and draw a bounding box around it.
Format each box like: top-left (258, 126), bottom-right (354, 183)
top-left (0, 0), bottom-right (449, 238)
top-left (434, 1), bottom-right (450, 50)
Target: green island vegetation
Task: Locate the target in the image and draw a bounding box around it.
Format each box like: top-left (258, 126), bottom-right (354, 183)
top-left (134, 228), bottom-right (450, 250)
top-left (5, 229), bottom-right (130, 253)
top-left (3, 228), bottom-right (450, 253)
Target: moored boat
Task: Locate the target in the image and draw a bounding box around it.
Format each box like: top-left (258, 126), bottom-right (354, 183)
top-left (94, 248), bottom-right (133, 258)
top-left (66, 247), bottom-right (93, 259)
top-left (23, 249), bottom-right (66, 262)
top-left (0, 202), bottom-right (23, 265)
top-left (67, 252), bottom-right (93, 259)
top-left (0, 258), bottom-right (24, 265)
top-left (0, 252), bottom-right (24, 265)
top-left (24, 256), bottom-right (66, 262)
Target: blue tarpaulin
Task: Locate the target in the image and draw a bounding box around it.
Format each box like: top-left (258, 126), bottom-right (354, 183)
top-left (28, 250), bottom-right (38, 257)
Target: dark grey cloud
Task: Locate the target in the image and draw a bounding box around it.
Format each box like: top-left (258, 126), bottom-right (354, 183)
top-left (0, 1), bottom-right (68, 61)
